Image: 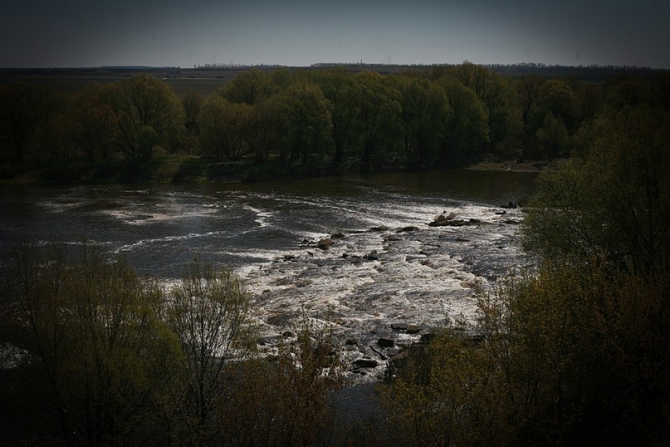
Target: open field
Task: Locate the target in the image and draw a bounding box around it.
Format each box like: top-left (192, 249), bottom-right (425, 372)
top-left (0, 73), bottom-right (232, 98)
top-left (2, 64), bottom-right (665, 98)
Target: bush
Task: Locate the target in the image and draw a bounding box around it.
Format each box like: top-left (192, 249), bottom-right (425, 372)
top-left (381, 261), bottom-right (670, 446)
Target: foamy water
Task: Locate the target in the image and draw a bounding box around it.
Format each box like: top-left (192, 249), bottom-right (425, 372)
top-left (0, 173), bottom-right (535, 382)
top-left (234, 200), bottom-right (525, 382)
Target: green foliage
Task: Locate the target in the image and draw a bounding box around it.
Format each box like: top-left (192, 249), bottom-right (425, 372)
top-left (6, 66), bottom-right (670, 183)
top-left (531, 79), bottom-right (580, 133)
top-left (2, 244), bottom-right (183, 446)
top-left (437, 76), bottom-right (490, 163)
top-left (383, 262), bottom-right (670, 446)
top-left (353, 71), bottom-right (403, 172)
top-left (381, 80), bottom-right (670, 446)
top-left (448, 63), bottom-right (523, 158)
top-left (396, 76), bottom-right (452, 170)
top-left (167, 258), bottom-right (252, 444)
top-left (311, 69), bottom-right (361, 170)
top-left (524, 106), bottom-right (670, 274)
top-left (274, 80), bottom-right (333, 167)
top-left (0, 247), bottom-right (345, 446)
top-left (219, 70), bottom-right (276, 105)
top-left (535, 111), bottom-right (571, 159)
top-left (381, 330), bottom-right (511, 446)
top-left (218, 316), bottom-right (344, 446)
top-left (183, 90), bottom-right (204, 134)
top-left (198, 95), bottom-right (255, 161)
top-left (110, 73), bottom-right (185, 161)
top-left (69, 83), bottom-right (118, 162)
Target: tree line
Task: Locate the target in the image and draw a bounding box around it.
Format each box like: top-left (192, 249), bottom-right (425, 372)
top-left (2, 65), bottom-right (669, 181)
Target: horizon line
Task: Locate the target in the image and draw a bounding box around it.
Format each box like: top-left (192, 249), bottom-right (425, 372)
top-left (0, 62), bottom-right (666, 71)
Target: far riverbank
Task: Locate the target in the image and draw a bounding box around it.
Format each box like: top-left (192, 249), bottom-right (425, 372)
top-left (1, 156), bottom-right (549, 186)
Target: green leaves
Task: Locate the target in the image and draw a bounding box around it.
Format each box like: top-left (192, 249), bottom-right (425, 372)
top-left (111, 73), bottom-right (185, 161)
top-left (5, 245), bottom-right (182, 445)
top-left (524, 106), bottom-right (670, 275)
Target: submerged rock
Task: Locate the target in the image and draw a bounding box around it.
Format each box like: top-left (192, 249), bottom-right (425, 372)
top-left (406, 325), bottom-right (422, 334)
top-left (377, 337), bottom-right (395, 348)
top-left (317, 238), bottom-right (334, 249)
top-left (369, 226), bottom-right (390, 232)
top-left (353, 358), bottom-right (379, 368)
top-left (428, 213), bottom-right (472, 227)
top-left (363, 252), bottom-right (379, 261)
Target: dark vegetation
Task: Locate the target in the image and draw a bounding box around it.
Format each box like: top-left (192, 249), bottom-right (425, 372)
top-left (0, 250), bottom-right (345, 446)
top-left (2, 63), bottom-right (669, 183)
top-left (1, 63), bottom-right (669, 445)
top-left (379, 83), bottom-right (670, 445)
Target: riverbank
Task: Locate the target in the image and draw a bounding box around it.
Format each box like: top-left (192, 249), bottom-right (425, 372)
top-left (466, 159), bottom-right (549, 172)
top-left (1, 156), bottom-right (550, 186)
top-left (1, 155), bottom-right (351, 185)
top-left (1, 156), bottom-right (274, 185)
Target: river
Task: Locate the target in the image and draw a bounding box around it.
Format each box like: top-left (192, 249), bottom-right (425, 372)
top-left (0, 169), bottom-right (537, 382)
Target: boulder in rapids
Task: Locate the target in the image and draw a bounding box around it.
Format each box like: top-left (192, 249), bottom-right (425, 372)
top-left (406, 325), bottom-right (422, 334)
top-left (378, 337), bottom-right (395, 348)
top-left (353, 358), bottom-right (379, 368)
top-left (317, 238), bottom-right (334, 249)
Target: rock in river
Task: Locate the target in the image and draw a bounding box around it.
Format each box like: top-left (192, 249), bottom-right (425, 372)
top-left (378, 337), bottom-right (395, 348)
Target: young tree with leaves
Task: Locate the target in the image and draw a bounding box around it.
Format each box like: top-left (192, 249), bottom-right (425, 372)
top-left (167, 258), bottom-right (252, 445)
top-left (3, 244), bottom-right (183, 446)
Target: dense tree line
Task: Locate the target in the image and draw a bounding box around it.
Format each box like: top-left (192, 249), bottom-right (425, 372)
top-left (2, 65), bottom-right (669, 181)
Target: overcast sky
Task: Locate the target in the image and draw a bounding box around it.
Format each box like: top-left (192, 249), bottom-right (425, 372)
top-left (1, 0), bottom-right (669, 69)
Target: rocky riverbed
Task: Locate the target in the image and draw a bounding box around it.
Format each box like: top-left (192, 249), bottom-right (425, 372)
top-left (238, 203), bottom-right (527, 383)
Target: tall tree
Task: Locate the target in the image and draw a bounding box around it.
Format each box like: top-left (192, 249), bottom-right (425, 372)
top-left (197, 94), bottom-right (228, 161)
top-left (220, 70), bottom-right (275, 105)
top-left (182, 91), bottom-right (203, 134)
top-left (110, 74), bottom-right (185, 161)
top-left (311, 69), bottom-right (360, 170)
top-left (167, 259), bottom-right (251, 445)
top-left (273, 81), bottom-right (333, 167)
top-left (437, 76), bottom-right (489, 164)
top-left (535, 112), bottom-right (571, 160)
top-left (530, 79), bottom-right (580, 134)
top-left (198, 95), bottom-right (254, 161)
top-left (354, 72), bottom-right (402, 172)
top-left (34, 89), bottom-right (73, 161)
top-left (68, 83), bottom-right (117, 162)
top-left (523, 106), bottom-right (670, 275)
top-left (396, 76), bottom-right (451, 170)
top-left (449, 64), bottom-right (523, 159)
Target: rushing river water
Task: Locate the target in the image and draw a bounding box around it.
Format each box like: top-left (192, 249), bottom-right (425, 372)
top-left (0, 169), bottom-right (537, 382)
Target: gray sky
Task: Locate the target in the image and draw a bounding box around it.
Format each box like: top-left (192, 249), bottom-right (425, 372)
top-left (2, 0), bottom-right (669, 68)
